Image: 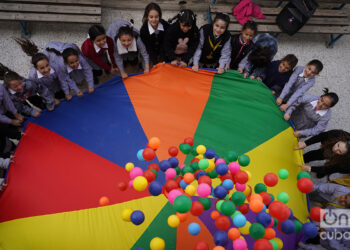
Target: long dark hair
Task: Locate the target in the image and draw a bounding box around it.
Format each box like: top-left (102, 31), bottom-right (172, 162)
top-left (212, 13), bottom-right (230, 31)
top-left (0, 63), bottom-right (22, 88)
top-left (142, 2), bottom-right (162, 24)
top-left (14, 37), bottom-right (49, 68)
top-left (322, 130), bottom-right (350, 167)
top-left (46, 47), bottom-right (79, 64)
top-left (168, 9), bottom-right (196, 26)
top-left (116, 26), bottom-right (136, 41)
top-left (88, 24), bottom-right (106, 41)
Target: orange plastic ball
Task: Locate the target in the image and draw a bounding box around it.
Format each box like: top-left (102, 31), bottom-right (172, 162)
top-left (264, 228), bottom-right (276, 239)
top-left (183, 173), bottom-right (195, 184)
top-left (228, 228), bottom-right (241, 240)
top-left (213, 246), bottom-right (225, 250)
top-left (211, 210), bottom-right (220, 220)
top-left (250, 200), bottom-right (264, 213)
top-left (249, 193), bottom-right (263, 203)
top-left (99, 196), bottom-right (109, 206)
top-left (149, 137), bottom-right (161, 149)
top-left (176, 212), bottom-right (188, 222)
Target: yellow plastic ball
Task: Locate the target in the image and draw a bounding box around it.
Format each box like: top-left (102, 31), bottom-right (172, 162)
top-left (167, 215), bottom-right (180, 228)
top-left (273, 237), bottom-right (283, 249)
top-left (243, 185), bottom-right (251, 197)
top-left (206, 159), bottom-right (216, 172)
top-left (133, 176), bottom-right (148, 191)
top-left (195, 154), bottom-right (204, 160)
top-left (245, 170), bottom-right (251, 181)
top-left (125, 162), bottom-right (134, 172)
top-left (150, 237), bottom-right (165, 250)
top-left (196, 145), bottom-right (206, 154)
top-left (239, 221), bottom-right (251, 235)
top-left (122, 208), bottom-right (133, 222)
top-left (185, 185), bottom-right (196, 196)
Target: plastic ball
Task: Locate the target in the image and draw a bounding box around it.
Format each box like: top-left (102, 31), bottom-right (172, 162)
top-left (236, 171), bottom-right (249, 184)
top-left (302, 222), bottom-right (318, 238)
top-left (184, 137), bottom-right (194, 146)
top-left (280, 219), bottom-right (295, 234)
top-left (254, 183), bottom-right (267, 193)
top-left (238, 203), bottom-right (250, 214)
top-left (259, 192), bottom-right (271, 205)
top-left (183, 173), bottom-right (194, 184)
top-left (198, 197), bottom-right (211, 210)
top-left (254, 239), bottom-right (273, 250)
top-left (190, 201), bottom-right (204, 216)
top-left (179, 143), bottom-right (192, 154)
top-left (176, 212), bottom-right (188, 222)
top-left (214, 185), bottom-right (227, 199)
top-left (228, 228), bottom-right (241, 241)
top-left (148, 163), bottom-right (159, 172)
top-left (196, 145), bottom-right (206, 154)
top-left (125, 162), bottom-right (134, 171)
top-left (222, 179), bottom-right (234, 190)
top-left (213, 231), bottom-right (229, 247)
top-left (150, 237), bottom-right (165, 250)
top-left (130, 167), bottom-right (143, 180)
top-left (122, 208), bottom-right (133, 221)
top-left (268, 201), bottom-right (290, 221)
top-left (198, 175), bottom-right (211, 185)
top-left (168, 189), bottom-right (182, 204)
top-left (264, 228), bottom-right (276, 239)
top-left (142, 148), bottom-right (156, 161)
top-left (188, 222), bottom-right (201, 235)
top-left (168, 157), bottom-right (179, 168)
top-left (278, 169), bottom-right (289, 179)
top-left (165, 168), bottom-right (176, 181)
top-left (239, 221), bottom-right (251, 235)
top-left (257, 211), bottom-right (272, 227)
top-left (216, 200), bottom-right (224, 212)
top-left (215, 215), bottom-right (230, 231)
top-left (173, 195), bottom-right (192, 213)
top-left (148, 181), bottom-right (162, 196)
top-left (249, 223), bottom-right (266, 239)
top-left (297, 177), bottom-right (314, 193)
top-left (168, 214), bottom-right (180, 228)
top-left (133, 176), bottom-right (148, 191)
top-left (243, 185), bottom-right (252, 196)
top-left (148, 137), bottom-right (161, 149)
top-left (250, 199), bottom-right (264, 213)
top-left (194, 241), bottom-right (209, 250)
top-left (213, 247), bottom-right (225, 250)
top-left (233, 214), bottom-right (247, 227)
top-left (159, 160), bottom-right (171, 172)
top-left (118, 182), bottom-right (128, 191)
top-left (297, 171), bottom-right (311, 180)
top-left (221, 200), bottom-right (236, 216)
top-left (238, 155), bottom-right (250, 166)
top-left (198, 159), bottom-right (209, 170)
top-left (233, 238), bottom-right (247, 250)
top-left (310, 207), bottom-right (324, 222)
top-left (130, 210), bottom-right (145, 225)
top-left (99, 196), bottom-right (109, 206)
top-left (204, 148), bottom-right (216, 159)
top-left (235, 183), bottom-right (246, 192)
top-left (245, 170), bottom-right (252, 181)
top-left (197, 183), bottom-right (211, 198)
top-left (277, 192), bottom-right (289, 204)
top-left (273, 238), bottom-right (283, 249)
top-left (215, 158), bottom-right (226, 165)
top-left (264, 173), bottom-right (278, 187)
top-left (216, 163), bottom-right (229, 176)
top-left (164, 180), bottom-right (179, 193)
top-left (185, 185), bottom-right (196, 196)
top-left (168, 146), bottom-right (178, 157)
top-left (211, 210), bottom-right (220, 220)
top-left (227, 151), bottom-right (239, 162)
top-left (182, 166), bottom-right (194, 174)
top-left (137, 149), bottom-right (145, 161)
top-left (293, 220), bottom-right (302, 233)
top-left (269, 239), bottom-right (278, 250)
top-left (228, 161), bottom-right (240, 174)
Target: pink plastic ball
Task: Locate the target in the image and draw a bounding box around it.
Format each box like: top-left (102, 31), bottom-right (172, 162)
top-left (168, 189), bottom-right (182, 204)
top-left (235, 183), bottom-right (246, 192)
top-left (215, 158), bottom-right (226, 166)
top-left (228, 162), bottom-right (240, 174)
top-left (197, 183), bottom-right (211, 198)
top-left (129, 167), bottom-right (143, 180)
top-left (128, 180), bottom-right (133, 188)
top-left (179, 164), bottom-right (186, 169)
top-left (233, 238), bottom-right (247, 250)
top-left (165, 168), bottom-right (177, 181)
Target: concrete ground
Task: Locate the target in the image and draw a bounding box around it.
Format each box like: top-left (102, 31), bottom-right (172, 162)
top-left (0, 5), bottom-right (349, 134)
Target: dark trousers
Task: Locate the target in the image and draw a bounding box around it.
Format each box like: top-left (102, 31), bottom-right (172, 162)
top-left (27, 95), bottom-right (46, 110)
top-left (303, 149), bottom-right (325, 163)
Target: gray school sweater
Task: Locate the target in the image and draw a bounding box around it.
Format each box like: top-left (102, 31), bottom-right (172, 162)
top-left (0, 84), bottom-right (17, 124)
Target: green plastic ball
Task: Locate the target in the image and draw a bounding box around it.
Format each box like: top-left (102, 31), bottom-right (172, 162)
top-left (191, 147), bottom-right (199, 156)
top-left (191, 162), bottom-right (199, 171)
top-left (293, 220), bottom-right (302, 233)
top-left (278, 169), bottom-right (289, 180)
top-left (231, 191), bottom-right (246, 206)
top-left (273, 218), bottom-right (278, 227)
top-left (249, 223), bottom-right (265, 239)
top-left (254, 183), bottom-right (267, 194)
top-left (182, 166), bottom-right (194, 174)
top-left (208, 169), bottom-right (218, 178)
top-left (216, 200), bottom-right (224, 212)
top-left (150, 169), bottom-right (158, 177)
top-left (269, 239), bottom-right (278, 250)
top-left (198, 159), bottom-right (209, 170)
top-left (179, 143), bottom-right (192, 154)
top-left (198, 198), bottom-right (211, 210)
top-left (297, 171), bottom-right (311, 180)
top-left (173, 195), bottom-right (192, 213)
top-left (227, 151), bottom-right (238, 162)
top-left (277, 192), bottom-right (289, 204)
top-left (221, 200), bottom-right (236, 216)
top-left (175, 166), bottom-right (181, 175)
top-left (238, 155), bottom-right (250, 166)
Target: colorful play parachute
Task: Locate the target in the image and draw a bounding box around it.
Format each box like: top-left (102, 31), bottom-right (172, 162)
top-left (0, 65), bottom-right (309, 249)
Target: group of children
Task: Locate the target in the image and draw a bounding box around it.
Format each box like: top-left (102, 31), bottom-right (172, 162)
top-left (0, 3), bottom-right (349, 248)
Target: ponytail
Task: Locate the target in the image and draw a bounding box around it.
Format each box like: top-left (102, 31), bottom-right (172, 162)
top-left (45, 47), bottom-right (79, 64)
top-left (321, 88), bottom-right (339, 108)
top-left (13, 38), bottom-right (49, 68)
top-left (0, 63), bottom-right (22, 88)
top-left (168, 9), bottom-right (196, 26)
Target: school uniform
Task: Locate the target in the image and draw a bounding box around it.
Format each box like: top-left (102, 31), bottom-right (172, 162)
top-left (140, 19), bottom-right (169, 65)
top-left (193, 24), bottom-right (231, 68)
top-left (238, 52), bottom-right (268, 79)
top-left (7, 78), bottom-right (54, 116)
top-left (106, 19), bottom-right (136, 43)
top-left (28, 68), bottom-right (64, 99)
top-left (309, 183), bottom-right (350, 207)
top-left (264, 60), bottom-right (293, 95)
top-left (0, 84), bottom-right (17, 125)
top-left (163, 21), bottom-right (199, 64)
top-left (279, 66), bottom-right (315, 106)
top-left (81, 36), bottom-right (117, 71)
top-left (44, 41), bottom-right (94, 95)
top-left (299, 228), bottom-right (350, 250)
top-left (229, 34), bottom-right (254, 70)
top-left (286, 95), bottom-right (331, 137)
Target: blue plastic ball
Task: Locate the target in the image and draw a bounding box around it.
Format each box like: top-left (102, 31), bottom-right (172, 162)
top-left (180, 179), bottom-right (188, 189)
top-left (222, 179), bottom-right (234, 190)
top-left (214, 230), bottom-right (229, 247)
top-left (159, 160), bottom-right (171, 172)
top-left (256, 211), bottom-right (272, 228)
top-left (130, 210), bottom-right (145, 225)
top-left (233, 214), bottom-right (247, 227)
top-left (137, 149), bottom-right (144, 161)
top-left (281, 219), bottom-right (296, 234)
top-left (168, 157), bottom-right (179, 168)
top-left (188, 223), bottom-right (201, 235)
top-left (216, 163), bottom-right (228, 176)
top-left (148, 181), bottom-right (162, 196)
top-left (204, 148), bottom-right (216, 159)
top-left (214, 154), bottom-right (220, 162)
top-left (195, 171), bottom-right (207, 180)
top-left (302, 222), bottom-right (318, 238)
top-left (214, 185), bottom-right (227, 199)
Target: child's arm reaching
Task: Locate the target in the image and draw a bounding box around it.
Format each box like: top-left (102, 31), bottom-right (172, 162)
top-left (192, 29), bottom-right (204, 71)
top-left (277, 66), bottom-right (302, 105)
top-left (136, 37), bottom-right (150, 73)
top-left (217, 37), bottom-right (231, 74)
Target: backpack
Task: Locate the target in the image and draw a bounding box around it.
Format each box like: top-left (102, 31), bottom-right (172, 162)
top-left (276, 0), bottom-right (318, 36)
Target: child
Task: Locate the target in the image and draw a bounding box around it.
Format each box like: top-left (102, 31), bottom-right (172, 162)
top-left (264, 54), bottom-right (298, 96)
top-left (192, 13), bottom-right (231, 73)
top-left (276, 59), bottom-right (323, 111)
top-left (81, 24), bottom-right (118, 84)
top-left (0, 84), bottom-right (23, 127)
top-left (163, 9), bottom-right (199, 67)
top-left (228, 21), bottom-right (257, 70)
top-left (284, 88), bottom-right (338, 138)
top-left (107, 20), bottom-right (149, 79)
top-left (140, 3), bottom-right (169, 66)
top-left (0, 63), bottom-right (54, 117)
top-left (14, 38), bottom-right (64, 105)
top-left (44, 41), bottom-right (94, 99)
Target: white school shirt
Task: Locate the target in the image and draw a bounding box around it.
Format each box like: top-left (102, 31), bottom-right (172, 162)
top-left (148, 21), bottom-right (164, 35)
top-left (93, 42), bottom-right (108, 53)
top-left (66, 64), bottom-right (82, 73)
top-left (36, 68), bottom-right (55, 78)
top-left (310, 100), bottom-right (328, 116)
top-left (298, 71), bottom-right (311, 82)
